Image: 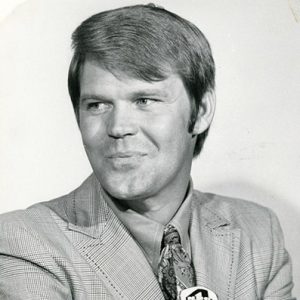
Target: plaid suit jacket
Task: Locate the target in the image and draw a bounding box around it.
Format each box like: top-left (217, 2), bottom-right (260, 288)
top-left (0, 174), bottom-right (295, 299)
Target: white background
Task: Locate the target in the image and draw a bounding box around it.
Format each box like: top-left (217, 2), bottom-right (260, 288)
top-left (1, 0), bottom-right (299, 296)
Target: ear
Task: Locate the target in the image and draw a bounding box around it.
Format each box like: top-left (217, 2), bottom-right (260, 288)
top-left (192, 90), bottom-right (216, 135)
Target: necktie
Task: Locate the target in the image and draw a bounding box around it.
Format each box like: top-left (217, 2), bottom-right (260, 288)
top-left (158, 224), bottom-right (196, 300)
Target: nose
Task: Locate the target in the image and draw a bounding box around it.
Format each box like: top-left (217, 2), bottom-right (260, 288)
top-left (107, 104), bottom-right (138, 138)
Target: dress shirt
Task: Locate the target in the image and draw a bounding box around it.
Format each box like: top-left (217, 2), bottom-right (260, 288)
top-left (104, 181), bottom-right (193, 275)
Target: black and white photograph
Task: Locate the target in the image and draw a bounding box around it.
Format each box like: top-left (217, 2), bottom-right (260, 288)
top-left (0, 0), bottom-right (299, 299)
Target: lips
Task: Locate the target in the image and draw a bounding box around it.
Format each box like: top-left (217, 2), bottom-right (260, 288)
top-left (106, 152), bottom-right (147, 158)
top-left (105, 151), bottom-right (147, 169)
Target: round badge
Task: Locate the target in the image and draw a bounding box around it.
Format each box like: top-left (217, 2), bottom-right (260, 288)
top-left (180, 286), bottom-right (218, 300)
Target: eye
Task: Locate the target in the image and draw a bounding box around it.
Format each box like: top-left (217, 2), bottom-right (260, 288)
top-left (86, 101), bottom-right (112, 113)
top-left (135, 98), bottom-right (157, 106)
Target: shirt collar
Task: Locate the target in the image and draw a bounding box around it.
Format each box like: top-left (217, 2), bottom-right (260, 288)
top-left (103, 180), bottom-right (194, 274)
top-left (169, 180), bottom-right (193, 255)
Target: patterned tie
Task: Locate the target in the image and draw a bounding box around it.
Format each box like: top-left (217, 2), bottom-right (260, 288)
top-left (158, 224), bottom-right (196, 300)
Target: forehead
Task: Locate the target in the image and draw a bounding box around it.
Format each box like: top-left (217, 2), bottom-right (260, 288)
top-left (79, 59), bottom-right (187, 100)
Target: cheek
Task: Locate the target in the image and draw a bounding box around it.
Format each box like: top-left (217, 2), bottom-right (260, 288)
top-left (149, 112), bottom-right (190, 146)
top-left (79, 117), bottom-right (106, 149)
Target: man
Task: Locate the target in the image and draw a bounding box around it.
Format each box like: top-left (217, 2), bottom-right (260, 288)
top-left (0, 4), bottom-right (295, 300)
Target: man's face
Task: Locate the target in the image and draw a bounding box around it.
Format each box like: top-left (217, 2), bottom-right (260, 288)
top-left (79, 59), bottom-right (196, 201)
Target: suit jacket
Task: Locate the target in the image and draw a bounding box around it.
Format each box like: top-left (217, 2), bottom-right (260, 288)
top-left (0, 174), bottom-right (295, 299)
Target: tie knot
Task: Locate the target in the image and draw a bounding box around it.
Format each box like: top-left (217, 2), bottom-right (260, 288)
top-left (163, 224), bottom-right (181, 246)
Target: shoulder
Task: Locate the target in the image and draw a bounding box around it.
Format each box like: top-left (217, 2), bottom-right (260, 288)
top-left (193, 189), bottom-right (277, 220)
top-left (191, 190), bottom-right (288, 271)
top-left (0, 188), bottom-right (72, 227)
top-left (0, 174), bottom-right (98, 253)
top-left (191, 191), bottom-right (294, 298)
top-left (0, 181), bottom-right (80, 262)
top-left (0, 193), bottom-right (81, 297)
top-left (191, 190), bottom-right (282, 241)
top-left (0, 196), bottom-right (68, 250)
top-left (0, 174), bottom-right (96, 235)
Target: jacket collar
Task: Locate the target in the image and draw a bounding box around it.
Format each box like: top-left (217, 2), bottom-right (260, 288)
top-left (66, 174), bottom-right (164, 300)
top-left (66, 174), bottom-right (232, 235)
top-left (190, 191), bottom-right (241, 299)
top-left (66, 174), bottom-right (109, 239)
top-left (66, 174), bottom-right (240, 300)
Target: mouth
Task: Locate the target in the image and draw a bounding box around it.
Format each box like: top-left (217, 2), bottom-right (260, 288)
top-left (105, 152), bottom-right (147, 169)
top-left (107, 152), bottom-right (147, 159)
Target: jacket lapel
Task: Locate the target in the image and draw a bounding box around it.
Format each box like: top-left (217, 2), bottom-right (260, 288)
top-left (66, 174), bottom-right (164, 300)
top-left (190, 193), bottom-right (241, 300)
top-left (64, 175), bottom-right (242, 299)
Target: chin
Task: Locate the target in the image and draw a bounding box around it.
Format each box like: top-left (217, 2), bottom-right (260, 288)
top-left (105, 186), bottom-right (148, 201)
top-left (100, 176), bottom-right (153, 201)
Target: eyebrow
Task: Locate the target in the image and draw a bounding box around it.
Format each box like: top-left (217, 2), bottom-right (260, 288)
top-left (131, 89), bottom-right (169, 98)
top-left (80, 94), bottom-right (110, 102)
top-left (80, 89), bottom-right (169, 102)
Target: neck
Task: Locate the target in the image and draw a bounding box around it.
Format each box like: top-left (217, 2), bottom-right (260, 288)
top-left (105, 177), bottom-right (190, 225)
